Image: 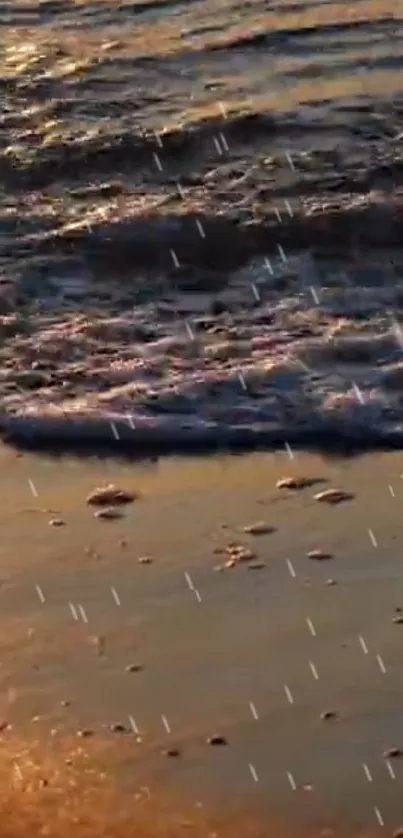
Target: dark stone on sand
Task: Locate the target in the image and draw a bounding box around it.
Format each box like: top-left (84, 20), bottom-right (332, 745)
top-left (276, 476), bottom-right (323, 490)
top-left (109, 723), bottom-right (128, 734)
top-left (392, 829), bottom-right (403, 838)
top-left (243, 522), bottom-right (274, 535)
top-left (94, 507), bottom-right (124, 520)
top-left (86, 484), bottom-right (136, 506)
top-left (384, 747), bottom-right (403, 759)
top-left (321, 710), bottom-right (337, 721)
top-left (163, 748), bottom-right (181, 758)
top-left (307, 549), bottom-right (333, 561)
top-left (392, 616), bottom-right (403, 624)
top-left (125, 663), bottom-right (144, 673)
top-left (314, 489), bottom-right (354, 504)
top-left (77, 729), bottom-right (94, 738)
top-left (207, 735), bottom-right (227, 746)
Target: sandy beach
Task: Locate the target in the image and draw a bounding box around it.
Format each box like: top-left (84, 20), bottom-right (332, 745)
top-left (2, 0), bottom-right (403, 834)
top-left (1, 444), bottom-right (403, 835)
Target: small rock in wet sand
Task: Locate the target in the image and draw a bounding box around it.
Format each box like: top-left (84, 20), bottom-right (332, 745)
top-left (60, 700), bottom-right (71, 708)
top-left (226, 545), bottom-right (256, 562)
top-left (321, 710), bottom-right (337, 721)
top-left (109, 723), bottom-right (128, 734)
top-left (384, 747), bottom-right (403, 759)
top-left (49, 518), bottom-right (65, 527)
top-left (276, 476), bottom-right (319, 490)
top-left (163, 747), bottom-right (181, 758)
top-left (326, 578), bottom-right (337, 586)
top-left (308, 549), bottom-right (333, 561)
top-left (86, 484), bottom-right (137, 507)
top-left (247, 561), bottom-right (266, 571)
top-left (243, 522), bottom-right (275, 536)
top-left (94, 507), bottom-right (124, 520)
top-left (77, 729), bottom-right (94, 738)
top-left (125, 663), bottom-right (144, 673)
top-left (392, 828), bottom-right (403, 838)
top-left (138, 556), bottom-right (153, 564)
top-left (314, 489), bottom-right (354, 504)
top-left (0, 721), bottom-right (10, 732)
top-left (207, 735), bottom-right (227, 746)
top-left (392, 616), bottom-right (403, 625)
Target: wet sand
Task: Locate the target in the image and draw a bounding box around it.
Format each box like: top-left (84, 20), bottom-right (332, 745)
top-left (2, 445), bottom-right (403, 835)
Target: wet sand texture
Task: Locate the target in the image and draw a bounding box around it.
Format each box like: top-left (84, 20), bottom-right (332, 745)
top-left (2, 1), bottom-right (403, 451)
top-left (2, 448), bottom-right (403, 835)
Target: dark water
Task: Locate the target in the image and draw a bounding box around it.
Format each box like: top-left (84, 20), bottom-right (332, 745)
top-left (2, 0), bottom-right (403, 452)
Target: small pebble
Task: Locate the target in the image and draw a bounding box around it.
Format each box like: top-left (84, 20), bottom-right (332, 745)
top-left (276, 476), bottom-right (316, 490)
top-left (207, 735), bottom-right (227, 746)
top-left (109, 723), bottom-right (128, 734)
top-left (321, 710), bottom-right (337, 721)
top-left (326, 579), bottom-right (337, 586)
top-left (60, 700), bottom-right (71, 708)
top-left (314, 489), bottom-right (354, 504)
top-left (243, 522), bottom-right (275, 536)
top-left (307, 549), bottom-right (333, 561)
top-left (119, 538), bottom-right (128, 548)
top-left (247, 561), bottom-right (266, 571)
top-left (49, 518), bottom-right (65, 527)
top-left (86, 485), bottom-right (136, 506)
top-left (0, 721), bottom-right (10, 732)
top-left (138, 556), bottom-right (153, 564)
top-left (392, 829), bottom-right (403, 838)
top-left (392, 616), bottom-right (403, 625)
top-left (163, 747), bottom-right (181, 758)
top-left (77, 729), bottom-right (94, 738)
top-left (94, 507), bottom-right (124, 520)
top-left (125, 663), bottom-right (144, 673)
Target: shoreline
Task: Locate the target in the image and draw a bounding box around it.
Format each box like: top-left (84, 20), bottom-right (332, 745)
top-left (2, 412), bottom-right (403, 457)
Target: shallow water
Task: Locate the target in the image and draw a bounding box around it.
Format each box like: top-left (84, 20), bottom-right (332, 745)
top-left (2, 1), bottom-right (403, 448)
top-left (2, 446), bottom-right (403, 834)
